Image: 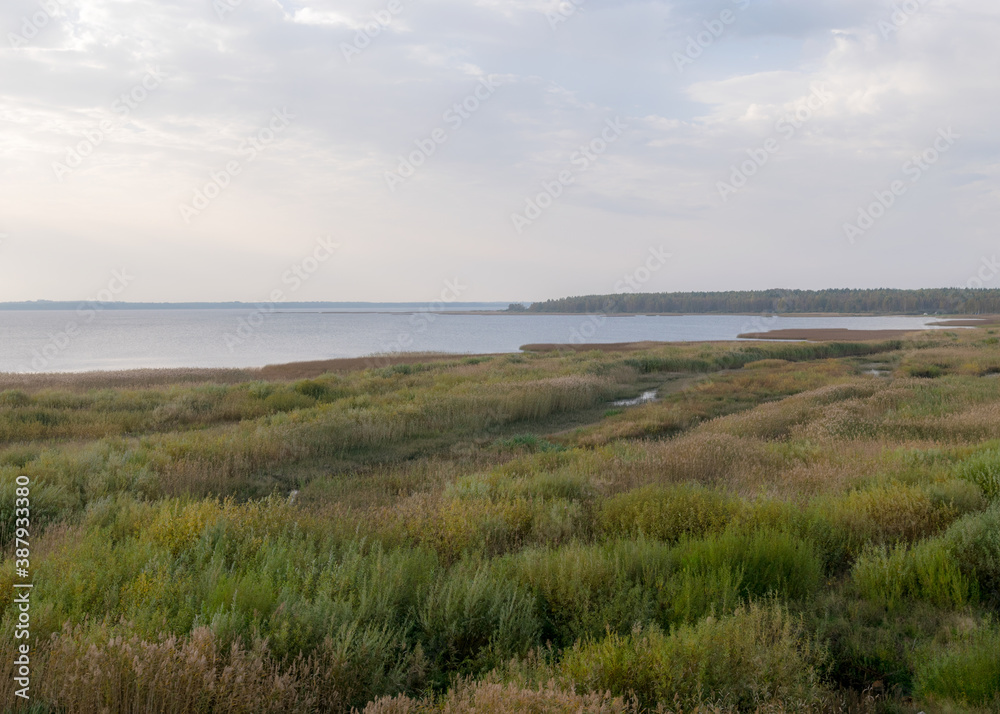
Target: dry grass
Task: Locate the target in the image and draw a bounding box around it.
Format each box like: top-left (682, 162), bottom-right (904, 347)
top-left (737, 328), bottom-right (925, 341)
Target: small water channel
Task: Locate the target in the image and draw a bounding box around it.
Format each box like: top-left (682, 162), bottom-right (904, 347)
top-left (611, 390), bottom-right (658, 407)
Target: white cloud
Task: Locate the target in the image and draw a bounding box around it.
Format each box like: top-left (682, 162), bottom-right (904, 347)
top-left (0, 0), bottom-right (998, 301)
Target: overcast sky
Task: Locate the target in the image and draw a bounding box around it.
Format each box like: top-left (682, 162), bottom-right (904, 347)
top-left (0, 0), bottom-right (997, 303)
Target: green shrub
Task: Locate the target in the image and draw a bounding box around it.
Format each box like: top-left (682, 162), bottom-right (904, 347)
top-left (0, 470), bottom-right (79, 546)
top-left (742, 359), bottom-right (790, 370)
top-left (511, 541), bottom-right (670, 644)
top-left (954, 448), bottom-right (1000, 500)
top-left (309, 622), bottom-right (424, 709)
top-left (810, 482), bottom-right (963, 565)
top-left (511, 531), bottom-right (814, 644)
top-left (496, 434), bottom-right (564, 453)
top-left (0, 389), bottom-right (30, 407)
top-left (513, 471), bottom-right (591, 502)
top-left (559, 602), bottom-right (829, 711)
top-left (915, 624), bottom-right (1000, 709)
top-left (940, 503), bottom-right (1000, 598)
top-left (294, 379), bottom-right (333, 400)
top-left (924, 478), bottom-right (986, 514)
top-left (417, 562), bottom-right (540, 678)
top-left (263, 390), bottom-right (317, 412)
top-left (904, 364), bottom-right (943, 378)
top-left (0, 446), bottom-right (40, 468)
top-left (672, 527), bottom-right (823, 602)
top-left (660, 563), bottom-right (744, 626)
top-left (598, 484), bottom-right (739, 542)
top-left (852, 540), bottom-right (976, 610)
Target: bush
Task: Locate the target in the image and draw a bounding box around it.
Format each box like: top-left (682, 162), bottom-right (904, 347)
top-left (294, 379), bottom-right (333, 400)
top-left (924, 478), bottom-right (986, 514)
top-left (496, 434), bottom-right (564, 453)
top-left (672, 527), bottom-right (824, 603)
top-left (914, 624), bottom-right (1000, 709)
top-left (264, 390), bottom-right (317, 412)
top-left (811, 482), bottom-right (963, 564)
top-left (511, 541), bottom-right (670, 644)
top-left (598, 485), bottom-right (739, 542)
top-left (0, 389), bottom-right (30, 407)
top-left (903, 364), bottom-right (943, 378)
top-left (559, 603), bottom-right (829, 711)
top-left (940, 503), bottom-right (1000, 599)
top-left (417, 562), bottom-right (541, 678)
top-left (954, 448), bottom-right (1000, 500)
top-left (809, 593), bottom-right (943, 693)
top-left (660, 563), bottom-right (744, 626)
top-left (852, 539), bottom-right (976, 610)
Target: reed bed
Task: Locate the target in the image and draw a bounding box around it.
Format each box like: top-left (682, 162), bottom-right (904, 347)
top-left (2, 335), bottom-right (999, 712)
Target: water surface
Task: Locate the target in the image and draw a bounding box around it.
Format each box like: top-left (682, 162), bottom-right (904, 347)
top-left (0, 308), bottom-right (947, 373)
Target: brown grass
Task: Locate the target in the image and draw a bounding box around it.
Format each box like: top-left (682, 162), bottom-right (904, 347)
top-left (259, 353), bottom-right (487, 380)
top-left (737, 329), bottom-right (925, 341)
top-left (0, 353), bottom-right (485, 393)
top-left (521, 342), bottom-right (683, 353)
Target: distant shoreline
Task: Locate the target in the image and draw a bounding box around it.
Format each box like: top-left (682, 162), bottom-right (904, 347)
top-left (0, 301), bottom-right (510, 311)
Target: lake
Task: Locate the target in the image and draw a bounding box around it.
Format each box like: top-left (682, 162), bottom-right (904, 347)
top-left (0, 307), bottom-right (948, 374)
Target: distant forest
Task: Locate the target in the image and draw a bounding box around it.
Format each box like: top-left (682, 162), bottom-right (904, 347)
top-left (516, 289), bottom-right (1000, 315)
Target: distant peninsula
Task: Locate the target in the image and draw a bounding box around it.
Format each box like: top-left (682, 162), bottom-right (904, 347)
top-left (511, 288), bottom-right (1000, 315)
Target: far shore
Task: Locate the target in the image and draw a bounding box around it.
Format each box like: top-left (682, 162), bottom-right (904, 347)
top-left (401, 311), bottom-right (997, 318)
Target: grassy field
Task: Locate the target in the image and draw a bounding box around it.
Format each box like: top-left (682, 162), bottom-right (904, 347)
top-left (2, 330), bottom-right (1000, 712)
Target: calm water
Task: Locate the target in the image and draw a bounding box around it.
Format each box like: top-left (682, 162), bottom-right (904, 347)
top-left (0, 307), bottom-right (948, 374)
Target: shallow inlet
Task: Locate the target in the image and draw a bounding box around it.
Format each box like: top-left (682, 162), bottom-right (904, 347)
top-left (612, 390), bottom-right (658, 407)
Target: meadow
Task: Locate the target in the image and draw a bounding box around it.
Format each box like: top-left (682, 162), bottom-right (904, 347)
top-left (2, 330), bottom-right (1000, 712)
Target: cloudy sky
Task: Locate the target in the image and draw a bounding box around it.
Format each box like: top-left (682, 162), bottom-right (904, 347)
top-left (0, 0), bottom-right (997, 303)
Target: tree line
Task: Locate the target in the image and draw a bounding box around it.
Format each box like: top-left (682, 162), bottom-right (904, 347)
top-left (515, 289), bottom-right (1000, 315)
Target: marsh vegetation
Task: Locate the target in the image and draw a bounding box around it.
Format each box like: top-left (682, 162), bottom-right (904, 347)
top-left (3, 331), bottom-right (1000, 712)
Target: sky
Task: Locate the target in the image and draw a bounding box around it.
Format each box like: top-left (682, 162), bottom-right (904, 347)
top-left (0, 0), bottom-right (998, 303)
